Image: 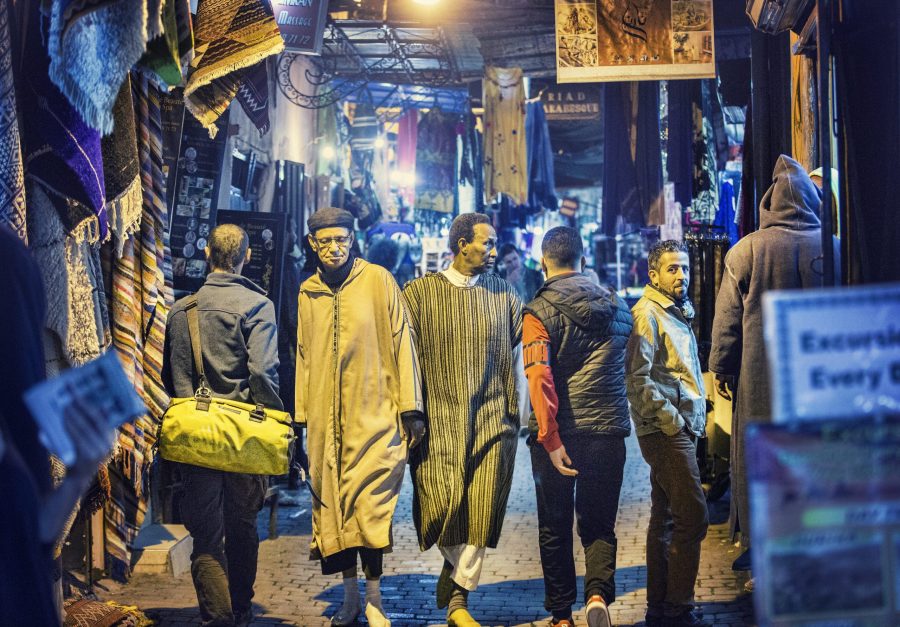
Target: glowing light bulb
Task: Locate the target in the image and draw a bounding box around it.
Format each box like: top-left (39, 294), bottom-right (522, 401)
top-left (320, 144), bottom-right (336, 160)
top-left (374, 136), bottom-right (386, 149)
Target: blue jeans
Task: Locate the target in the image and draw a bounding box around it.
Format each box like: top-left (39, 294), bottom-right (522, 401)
top-left (638, 430), bottom-right (709, 618)
top-left (530, 433), bottom-right (626, 616)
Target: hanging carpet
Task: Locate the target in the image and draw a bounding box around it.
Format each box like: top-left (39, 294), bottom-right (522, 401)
top-left (47, 0), bottom-right (161, 135)
top-left (0, 0), bottom-right (26, 242)
top-left (236, 60), bottom-right (270, 135)
top-left (183, 0), bottom-right (283, 137)
top-left (102, 76), bottom-right (143, 258)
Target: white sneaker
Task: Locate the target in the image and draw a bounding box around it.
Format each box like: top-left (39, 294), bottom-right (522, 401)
top-left (365, 602), bottom-right (391, 627)
top-left (585, 594), bottom-right (612, 627)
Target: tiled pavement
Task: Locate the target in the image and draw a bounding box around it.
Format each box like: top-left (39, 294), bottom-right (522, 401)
top-left (96, 434), bottom-right (755, 626)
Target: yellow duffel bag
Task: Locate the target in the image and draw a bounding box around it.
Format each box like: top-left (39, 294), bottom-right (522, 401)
top-left (159, 393), bottom-right (294, 476)
top-left (158, 295), bottom-right (294, 475)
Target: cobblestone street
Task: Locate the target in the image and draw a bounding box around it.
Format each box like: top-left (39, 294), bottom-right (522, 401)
top-left (97, 435), bottom-right (755, 626)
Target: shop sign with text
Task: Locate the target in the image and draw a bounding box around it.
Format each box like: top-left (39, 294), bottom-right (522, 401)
top-left (763, 283), bottom-right (900, 422)
top-left (541, 84), bottom-right (601, 120)
top-left (554, 0), bottom-right (716, 82)
top-left (272, 0), bottom-right (329, 54)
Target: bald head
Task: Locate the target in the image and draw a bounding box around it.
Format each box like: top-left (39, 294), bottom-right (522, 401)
top-left (207, 224), bottom-right (250, 273)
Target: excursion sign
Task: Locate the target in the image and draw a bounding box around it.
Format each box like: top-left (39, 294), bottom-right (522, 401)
top-left (272, 0), bottom-right (329, 54)
top-left (763, 283), bottom-right (900, 421)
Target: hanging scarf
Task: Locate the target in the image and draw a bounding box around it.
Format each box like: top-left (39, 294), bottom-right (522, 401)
top-left (0, 0), bottom-right (26, 243)
top-left (236, 60), bottom-right (271, 135)
top-left (102, 76), bottom-right (143, 257)
top-left (183, 0), bottom-right (283, 137)
top-left (139, 0), bottom-right (194, 89)
top-left (47, 0), bottom-right (160, 134)
top-left (20, 4), bottom-right (107, 242)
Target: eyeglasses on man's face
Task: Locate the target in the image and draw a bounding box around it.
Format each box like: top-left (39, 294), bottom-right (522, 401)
top-left (313, 235), bottom-right (352, 248)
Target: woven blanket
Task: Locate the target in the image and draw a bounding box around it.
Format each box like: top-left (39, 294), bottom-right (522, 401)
top-left (0, 0), bottom-right (26, 243)
top-left (236, 59), bottom-right (270, 134)
top-left (184, 0), bottom-right (284, 137)
top-left (64, 598), bottom-right (152, 627)
top-left (47, 0), bottom-right (155, 135)
top-left (139, 0), bottom-right (194, 89)
top-left (21, 4), bottom-right (107, 241)
top-left (102, 76), bottom-right (143, 257)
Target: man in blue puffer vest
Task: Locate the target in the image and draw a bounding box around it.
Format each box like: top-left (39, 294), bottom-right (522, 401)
top-left (523, 226), bottom-right (634, 627)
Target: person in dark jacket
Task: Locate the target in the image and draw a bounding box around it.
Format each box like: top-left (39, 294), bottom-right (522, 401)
top-left (162, 224), bottom-right (282, 627)
top-left (523, 226), bottom-right (633, 627)
top-left (709, 155), bottom-right (840, 561)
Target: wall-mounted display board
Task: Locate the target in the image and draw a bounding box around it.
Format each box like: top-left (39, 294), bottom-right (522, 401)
top-left (555, 0), bottom-right (716, 82)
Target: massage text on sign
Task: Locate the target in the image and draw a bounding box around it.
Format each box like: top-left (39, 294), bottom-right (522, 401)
top-left (272, 0), bottom-right (329, 54)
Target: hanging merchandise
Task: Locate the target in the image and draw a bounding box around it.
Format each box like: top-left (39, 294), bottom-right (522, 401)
top-left (396, 108), bottom-right (417, 208)
top-left (346, 101), bottom-right (381, 229)
top-left (458, 110), bottom-right (478, 188)
top-left (183, 0), bottom-right (284, 137)
top-left (713, 179), bottom-right (738, 247)
top-left (104, 73), bottom-right (175, 581)
top-left (46, 0), bottom-right (162, 134)
top-left (139, 0), bottom-right (195, 90)
top-left (483, 66), bottom-right (527, 206)
top-left (0, 0), bottom-right (26, 242)
top-left (689, 81), bottom-right (720, 223)
top-left (236, 60), bottom-right (271, 135)
top-left (525, 99), bottom-right (558, 211)
top-left (666, 79), bottom-right (697, 212)
top-left (20, 2), bottom-right (107, 243)
top-left (102, 76), bottom-right (144, 258)
top-left (415, 108), bottom-right (456, 214)
top-left (684, 231), bottom-right (729, 370)
top-left (601, 82), bottom-right (663, 234)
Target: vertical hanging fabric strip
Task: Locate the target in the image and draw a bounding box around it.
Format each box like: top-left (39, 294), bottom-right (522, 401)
top-left (0, 0), bottom-right (27, 242)
top-left (105, 73), bottom-right (174, 581)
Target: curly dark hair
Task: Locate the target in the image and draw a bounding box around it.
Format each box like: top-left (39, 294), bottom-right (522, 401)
top-left (448, 213), bottom-right (491, 255)
top-left (648, 239), bottom-right (688, 273)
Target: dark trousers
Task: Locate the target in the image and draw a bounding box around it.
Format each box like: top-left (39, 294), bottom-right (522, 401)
top-left (638, 430), bottom-right (709, 618)
top-left (321, 547), bottom-right (384, 578)
top-left (530, 434), bottom-right (626, 616)
top-left (180, 465), bottom-right (268, 626)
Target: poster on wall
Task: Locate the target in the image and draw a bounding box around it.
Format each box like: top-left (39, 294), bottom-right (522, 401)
top-left (272, 0), bottom-right (330, 54)
top-left (216, 210), bottom-right (286, 316)
top-left (170, 110), bottom-right (230, 294)
top-left (554, 0), bottom-right (716, 83)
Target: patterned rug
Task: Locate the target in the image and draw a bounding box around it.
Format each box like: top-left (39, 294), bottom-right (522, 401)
top-left (64, 598), bottom-right (153, 627)
top-left (0, 0), bottom-right (26, 243)
top-left (184, 0), bottom-right (283, 137)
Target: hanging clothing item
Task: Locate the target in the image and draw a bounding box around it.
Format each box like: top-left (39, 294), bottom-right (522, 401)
top-left (102, 76), bottom-right (143, 258)
top-left (315, 103), bottom-right (339, 177)
top-left (713, 180), bottom-right (738, 247)
top-left (415, 108), bottom-right (456, 214)
top-left (46, 0), bottom-right (160, 134)
top-left (525, 100), bottom-right (557, 211)
top-left (236, 60), bottom-right (271, 135)
top-left (483, 66), bottom-right (527, 205)
top-left (103, 74), bottom-right (174, 581)
top-left (0, 0), bottom-right (25, 243)
top-left (459, 110), bottom-right (478, 187)
top-left (20, 3), bottom-right (107, 242)
top-left (139, 0), bottom-right (195, 89)
top-left (183, 0), bottom-right (283, 137)
top-left (396, 108), bottom-right (417, 208)
top-left (349, 101), bottom-right (378, 152)
top-left (666, 80), bottom-right (697, 212)
top-left (688, 82), bottom-right (719, 223)
top-left (602, 82), bottom-right (663, 234)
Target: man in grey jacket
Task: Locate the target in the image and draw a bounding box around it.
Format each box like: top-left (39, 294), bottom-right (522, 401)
top-left (162, 224), bottom-right (281, 627)
top-left (626, 240), bottom-right (709, 627)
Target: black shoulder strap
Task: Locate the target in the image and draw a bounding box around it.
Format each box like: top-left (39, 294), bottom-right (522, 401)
top-left (183, 295), bottom-right (208, 391)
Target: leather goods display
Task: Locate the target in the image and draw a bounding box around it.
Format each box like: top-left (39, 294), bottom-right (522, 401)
top-left (159, 297), bottom-right (293, 475)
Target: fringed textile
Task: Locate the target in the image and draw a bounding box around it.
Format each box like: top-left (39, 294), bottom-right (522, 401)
top-left (0, 0), bottom-right (26, 242)
top-left (139, 0), bottom-right (194, 89)
top-left (236, 60), bottom-right (270, 135)
top-left (47, 0), bottom-right (157, 135)
top-left (102, 76), bottom-right (143, 257)
top-left (20, 3), bottom-right (107, 241)
top-left (103, 74), bottom-right (173, 581)
top-left (184, 0), bottom-right (283, 137)
top-left (414, 108), bottom-right (456, 214)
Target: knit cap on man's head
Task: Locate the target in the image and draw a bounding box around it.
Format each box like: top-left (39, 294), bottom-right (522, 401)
top-left (307, 207), bottom-right (355, 233)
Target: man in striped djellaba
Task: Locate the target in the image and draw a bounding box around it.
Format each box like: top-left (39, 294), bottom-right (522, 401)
top-left (402, 213), bottom-right (530, 627)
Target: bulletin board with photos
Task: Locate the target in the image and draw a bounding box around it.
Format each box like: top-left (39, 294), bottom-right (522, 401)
top-left (169, 110), bottom-right (230, 294)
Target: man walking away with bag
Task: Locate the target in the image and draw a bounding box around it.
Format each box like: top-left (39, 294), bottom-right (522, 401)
top-left (626, 240), bottom-right (709, 627)
top-left (523, 227), bottom-right (633, 627)
top-left (162, 224), bottom-right (281, 627)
